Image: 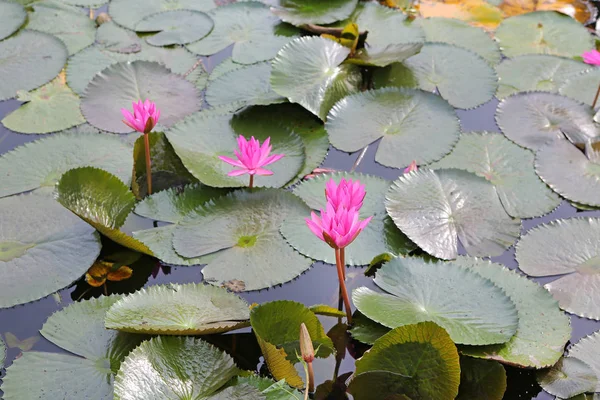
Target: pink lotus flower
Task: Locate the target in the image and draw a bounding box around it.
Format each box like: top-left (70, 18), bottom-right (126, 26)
top-left (121, 99), bottom-right (160, 134)
top-left (325, 178), bottom-right (366, 211)
top-left (306, 202), bottom-right (372, 249)
top-left (404, 160), bottom-right (418, 173)
top-left (583, 50), bottom-right (600, 65)
top-left (219, 136), bottom-right (284, 177)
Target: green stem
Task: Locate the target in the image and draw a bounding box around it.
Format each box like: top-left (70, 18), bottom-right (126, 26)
top-left (144, 133), bottom-right (152, 195)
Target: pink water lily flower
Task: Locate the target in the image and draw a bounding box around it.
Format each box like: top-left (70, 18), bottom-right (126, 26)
top-left (306, 202), bottom-right (372, 250)
top-left (325, 178), bottom-right (366, 211)
top-left (583, 50), bottom-right (600, 65)
top-left (219, 136), bottom-right (285, 177)
top-left (404, 160), bottom-right (418, 173)
top-left (121, 99), bottom-right (160, 134)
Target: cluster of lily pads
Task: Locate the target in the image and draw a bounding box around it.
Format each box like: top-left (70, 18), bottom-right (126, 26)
top-left (2, 0), bottom-right (600, 399)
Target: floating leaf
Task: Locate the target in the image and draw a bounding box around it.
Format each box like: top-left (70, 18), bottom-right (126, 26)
top-left (0, 0), bottom-right (26, 41)
top-left (353, 257), bottom-right (518, 345)
top-left (263, 0), bottom-right (358, 25)
top-left (495, 55), bottom-right (589, 99)
top-left (109, 0), bottom-right (216, 30)
top-left (280, 172), bottom-right (416, 265)
top-left (96, 21), bottom-right (142, 53)
top-left (385, 169), bottom-right (520, 260)
top-left (500, 0), bottom-right (597, 26)
top-left (81, 61), bottom-right (200, 133)
top-left (60, 0), bottom-right (107, 6)
top-left (496, 92), bottom-right (600, 151)
top-left (326, 87), bottom-right (459, 168)
top-left (85, 261), bottom-right (133, 287)
top-left (494, 11), bottom-right (593, 58)
top-left (186, 2), bottom-right (298, 64)
top-left (537, 357), bottom-right (597, 398)
top-left (1, 78), bottom-right (85, 134)
top-left (349, 312), bottom-right (391, 345)
top-left (0, 31), bottom-right (67, 101)
top-left (105, 283), bottom-right (250, 334)
top-left (457, 357), bottom-right (506, 400)
top-left (4, 333), bottom-right (39, 352)
top-left (429, 131), bottom-right (560, 218)
top-left (232, 376), bottom-right (303, 399)
top-left (271, 36), bottom-right (362, 120)
top-left (172, 189), bottom-right (312, 291)
top-left (136, 10), bottom-right (214, 46)
top-left (567, 330), bottom-right (600, 392)
top-left (516, 217), bottom-right (600, 319)
top-left (417, 0), bottom-right (504, 30)
top-left (559, 68), bottom-right (600, 108)
top-left (348, 322), bottom-right (461, 400)
top-left (0, 132), bottom-right (132, 198)
top-left (0, 296), bottom-right (147, 399)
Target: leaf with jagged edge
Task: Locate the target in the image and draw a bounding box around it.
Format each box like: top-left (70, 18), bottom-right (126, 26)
top-left (0, 0), bottom-right (25, 41)
top-left (109, 0), bottom-right (216, 30)
top-left (537, 357), bottom-right (597, 398)
top-left (263, 0), bottom-right (358, 25)
top-left (560, 68), bottom-right (600, 108)
top-left (567, 330), bottom-right (600, 392)
top-left (229, 376), bottom-right (303, 399)
top-left (96, 21), bottom-right (142, 54)
top-left (0, 336), bottom-right (5, 369)
top-left (135, 10), bottom-right (214, 46)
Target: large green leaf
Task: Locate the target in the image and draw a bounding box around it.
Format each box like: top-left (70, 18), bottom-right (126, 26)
top-left (96, 21), bottom-right (142, 54)
top-left (1, 78), bottom-right (85, 134)
top-left (105, 283), bottom-right (250, 334)
top-left (270, 36), bottom-right (362, 120)
top-left (231, 376), bottom-right (303, 400)
top-left (326, 87), bottom-right (459, 169)
top-left (560, 68), bottom-right (600, 108)
top-left (516, 217), bottom-right (600, 319)
top-left (348, 322), bottom-right (461, 400)
top-left (0, 0), bottom-right (25, 41)
top-left (457, 357), bottom-right (506, 400)
top-left (0, 30), bottom-right (67, 101)
top-left (172, 189), bottom-right (312, 291)
top-left (27, 1), bottom-right (96, 55)
top-left (429, 131), bottom-right (560, 218)
top-left (495, 11), bottom-right (593, 58)
top-left (385, 169), bottom-right (520, 260)
top-left (349, 311), bottom-right (391, 345)
top-left (109, 0), bottom-right (216, 30)
top-left (186, 2), bottom-right (298, 64)
top-left (0, 296), bottom-right (147, 399)
top-left (280, 172), bottom-right (416, 265)
top-left (263, 0), bottom-right (358, 25)
top-left (353, 257), bottom-right (518, 345)
top-left (455, 257), bottom-right (571, 368)
top-left (0, 192), bottom-right (100, 309)
top-left (567, 330), bottom-right (600, 392)
top-left (136, 10), bottom-right (214, 46)
top-left (81, 61), bottom-right (201, 133)
top-left (114, 336), bottom-right (244, 400)
top-left (537, 357), bottom-right (598, 398)
top-left (0, 132), bottom-right (132, 198)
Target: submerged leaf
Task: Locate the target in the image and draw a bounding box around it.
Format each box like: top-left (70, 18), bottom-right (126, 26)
top-left (3, 333), bottom-right (39, 352)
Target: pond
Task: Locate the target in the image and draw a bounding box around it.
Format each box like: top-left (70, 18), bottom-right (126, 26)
top-left (1, 1), bottom-right (600, 400)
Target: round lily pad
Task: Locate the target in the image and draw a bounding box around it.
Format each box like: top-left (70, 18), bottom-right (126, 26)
top-left (353, 257), bottom-right (519, 345)
top-left (0, 193), bottom-right (101, 309)
top-left (172, 189), bottom-right (313, 291)
top-left (0, 30), bottom-right (67, 101)
top-left (135, 10), bottom-right (214, 46)
top-left (263, 0), bottom-right (358, 25)
top-left (186, 1), bottom-right (298, 64)
top-left (96, 21), bottom-right (142, 54)
top-left (0, 0), bottom-right (26, 41)
top-left (496, 92), bottom-right (600, 150)
top-left (559, 68), bottom-right (600, 108)
top-left (81, 61), bottom-right (201, 133)
top-left (495, 11), bottom-right (593, 58)
top-left (386, 169), bottom-right (521, 260)
top-left (280, 172), bottom-right (416, 265)
top-left (109, 0), bottom-right (217, 30)
top-left (495, 55), bottom-right (590, 99)
top-left (537, 357), bottom-right (597, 398)
top-left (60, 0), bottom-right (107, 6)
top-left (429, 131), bottom-right (560, 218)
top-left (326, 87), bottom-right (459, 169)
top-left (271, 36), bottom-right (362, 120)
top-left (567, 330), bottom-right (600, 392)
top-left (516, 217), bottom-right (600, 319)
top-left (457, 357), bottom-right (506, 400)
top-left (2, 78), bottom-right (85, 134)
top-left (0, 132), bottom-right (133, 198)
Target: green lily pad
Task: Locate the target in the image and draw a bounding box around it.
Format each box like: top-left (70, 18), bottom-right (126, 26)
top-left (172, 189), bottom-right (312, 291)
top-left (205, 62), bottom-right (286, 108)
top-left (353, 257), bottom-right (519, 345)
top-left (560, 68), bottom-right (600, 108)
top-left (1, 78), bottom-right (85, 134)
top-left (348, 322), bottom-right (461, 400)
top-left (429, 131), bottom-right (560, 218)
top-left (231, 376), bottom-right (303, 399)
top-left (416, 17), bottom-right (501, 65)
top-left (271, 36), bottom-right (362, 120)
top-left (457, 357), bottom-right (506, 400)
top-left (27, 1), bottom-right (96, 55)
top-left (0, 132), bottom-right (132, 198)
top-left (96, 21), bottom-right (142, 53)
top-left (263, 0), bottom-right (358, 25)
top-left (166, 111), bottom-right (305, 188)
top-left (386, 169), bottom-right (520, 260)
top-left (60, 0), bottom-right (106, 6)
top-left (567, 330), bottom-right (600, 392)
top-left (81, 61), bottom-right (201, 133)
top-left (455, 256), bottom-right (571, 368)
top-left (495, 11), bottom-right (593, 58)
top-left (0, 30), bottom-right (67, 101)
top-left (186, 2), bottom-right (298, 64)
top-left (0, 192), bottom-right (100, 309)
top-left (0, 296), bottom-right (147, 399)
top-left (349, 312), bottom-right (391, 345)
top-left (537, 357), bottom-right (598, 398)
top-left (373, 43), bottom-right (497, 109)
top-left (114, 336), bottom-right (244, 400)
top-left (516, 217), bottom-right (600, 320)
top-left (280, 172), bottom-right (416, 265)
top-left (326, 87), bottom-right (459, 169)
top-left (136, 10), bottom-right (214, 46)
top-left (495, 55), bottom-right (590, 99)
top-left (109, 0), bottom-right (217, 30)
top-left (496, 92), bottom-right (600, 150)
top-left (0, 0), bottom-right (26, 41)
top-left (105, 283), bottom-right (250, 334)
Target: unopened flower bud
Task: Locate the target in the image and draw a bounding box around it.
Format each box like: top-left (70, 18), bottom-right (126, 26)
top-left (299, 323), bottom-right (315, 363)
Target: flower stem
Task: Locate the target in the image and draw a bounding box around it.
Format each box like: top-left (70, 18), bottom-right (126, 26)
top-left (302, 361), bottom-right (310, 400)
top-left (249, 174), bottom-right (254, 189)
top-left (593, 82), bottom-right (600, 110)
top-left (335, 248), bottom-right (353, 324)
top-left (307, 361), bottom-right (315, 393)
top-left (143, 133), bottom-right (152, 195)
top-left (340, 247), bottom-right (346, 280)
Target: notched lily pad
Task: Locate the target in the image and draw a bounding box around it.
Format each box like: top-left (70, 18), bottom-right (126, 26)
top-left (135, 10), bottom-right (214, 46)
top-left (537, 357), bottom-right (597, 398)
top-left (263, 0), bottom-right (358, 25)
top-left (566, 330), bottom-right (600, 392)
top-left (109, 0), bottom-right (217, 30)
top-left (0, 0), bottom-right (26, 41)
top-left (96, 21), bottom-right (142, 53)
